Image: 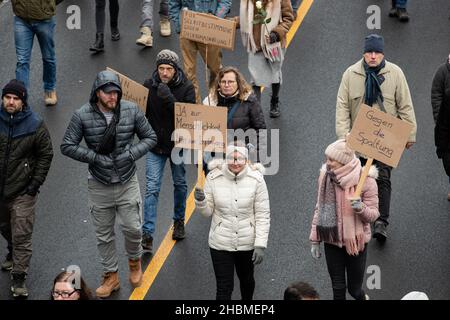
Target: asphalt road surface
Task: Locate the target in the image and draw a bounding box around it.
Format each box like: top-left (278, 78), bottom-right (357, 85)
top-left (0, 0), bottom-right (449, 300)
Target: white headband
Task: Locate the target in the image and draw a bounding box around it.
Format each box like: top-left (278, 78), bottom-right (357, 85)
top-left (226, 145), bottom-right (248, 159)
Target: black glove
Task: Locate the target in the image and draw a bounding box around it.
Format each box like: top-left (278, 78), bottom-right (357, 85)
top-left (21, 182), bottom-right (40, 197)
top-left (157, 83), bottom-right (175, 102)
top-left (268, 31), bottom-right (280, 44)
top-left (194, 187), bottom-right (205, 202)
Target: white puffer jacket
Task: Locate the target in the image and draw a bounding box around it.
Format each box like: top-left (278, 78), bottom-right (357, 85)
top-left (195, 159), bottom-right (271, 251)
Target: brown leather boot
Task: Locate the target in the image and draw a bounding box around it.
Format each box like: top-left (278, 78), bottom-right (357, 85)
top-left (95, 271), bottom-right (120, 298)
top-left (128, 258), bottom-right (143, 288)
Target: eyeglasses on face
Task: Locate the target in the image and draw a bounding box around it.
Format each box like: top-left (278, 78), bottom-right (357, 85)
top-left (220, 80), bottom-right (237, 86)
top-left (226, 156), bottom-right (246, 164)
top-left (51, 290), bottom-right (78, 298)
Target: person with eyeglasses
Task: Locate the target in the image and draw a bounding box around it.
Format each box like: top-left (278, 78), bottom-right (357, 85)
top-left (51, 271), bottom-right (93, 300)
top-left (203, 66), bottom-right (266, 171)
top-left (194, 141), bottom-right (271, 300)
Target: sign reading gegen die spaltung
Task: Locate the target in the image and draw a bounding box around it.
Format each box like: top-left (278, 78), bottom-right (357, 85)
top-left (180, 10), bottom-right (236, 50)
top-left (347, 104), bottom-right (413, 168)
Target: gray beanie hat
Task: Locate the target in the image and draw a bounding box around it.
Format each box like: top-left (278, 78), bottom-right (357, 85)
top-left (156, 49), bottom-right (180, 69)
top-left (325, 139), bottom-right (355, 165)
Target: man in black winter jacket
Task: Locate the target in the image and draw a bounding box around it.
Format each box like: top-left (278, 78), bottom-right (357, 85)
top-left (432, 55), bottom-right (450, 200)
top-left (61, 70), bottom-right (157, 298)
top-left (141, 49), bottom-right (195, 252)
top-left (0, 79), bottom-right (53, 298)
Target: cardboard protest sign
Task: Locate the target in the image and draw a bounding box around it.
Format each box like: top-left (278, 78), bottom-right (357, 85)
top-left (180, 10), bottom-right (236, 50)
top-left (106, 67), bottom-right (148, 112)
top-left (174, 103), bottom-right (227, 153)
top-left (347, 104), bottom-right (413, 168)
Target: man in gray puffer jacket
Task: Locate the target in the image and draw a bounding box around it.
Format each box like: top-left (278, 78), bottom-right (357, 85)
top-left (61, 70), bottom-right (157, 298)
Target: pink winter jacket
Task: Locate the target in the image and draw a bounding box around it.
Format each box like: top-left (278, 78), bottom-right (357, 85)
top-left (309, 164), bottom-right (380, 247)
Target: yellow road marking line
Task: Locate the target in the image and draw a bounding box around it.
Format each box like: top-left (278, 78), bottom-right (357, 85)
top-left (129, 1), bottom-right (314, 300)
top-left (129, 174), bottom-right (204, 300)
top-left (287, 0), bottom-right (314, 48)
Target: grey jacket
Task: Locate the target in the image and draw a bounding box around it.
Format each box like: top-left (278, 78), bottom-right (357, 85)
top-left (61, 71), bottom-right (157, 185)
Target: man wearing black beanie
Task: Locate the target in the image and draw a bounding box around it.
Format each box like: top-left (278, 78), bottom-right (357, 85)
top-left (0, 79), bottom-right (54, 298)
top-left (335, 34), bottom-right (417, 242)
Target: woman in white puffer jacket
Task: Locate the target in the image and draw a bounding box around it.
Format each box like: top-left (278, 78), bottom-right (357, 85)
top-left (194, 143), bottom-right (270, 300)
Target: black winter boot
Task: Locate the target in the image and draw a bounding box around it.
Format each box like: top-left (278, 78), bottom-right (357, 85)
top-left (172, 220), bottom-right (185, 240)
top-left (388, 0), bottom-right (397, 17)
top-left (111, 27), bottom-right (120, 41)
top-left (90, 33), bottom-right (104, 52)
top-left (142, 233), bottom-right (153, 253)
top-left (270, 98), bottom-right (281, 118)
top-left (397, 7), bottom-right (409, 22)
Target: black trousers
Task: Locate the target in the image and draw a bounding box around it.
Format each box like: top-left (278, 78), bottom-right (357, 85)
top-left (95, 0), bottom-right (119, 33)
top-left (210, 248), bottom-right (255, 300)
top-left (324, 243), bottom-right (367, 300)
top-left (360, 158), bottom-right (392, 225)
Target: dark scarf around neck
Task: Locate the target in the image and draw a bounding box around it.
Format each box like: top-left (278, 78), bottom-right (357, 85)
top-left (364, 59), bottom-right (386, 107)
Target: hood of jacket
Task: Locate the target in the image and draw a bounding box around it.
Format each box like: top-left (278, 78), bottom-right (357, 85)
top-left (89, 70), bottom-right (123, 105)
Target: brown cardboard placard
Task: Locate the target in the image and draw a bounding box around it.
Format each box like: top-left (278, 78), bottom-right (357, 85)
top-left (106, 67), bottom-right (149, 112)
top-left (346, 104), bottom-right (413, 168)
top-left (180, 10), bottom-right (236, 50)
top-left (174, 103), bottom-right (227, 153)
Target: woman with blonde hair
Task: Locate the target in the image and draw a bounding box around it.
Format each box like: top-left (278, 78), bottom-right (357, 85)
top-left (203, 66), bottom-right (266, 170)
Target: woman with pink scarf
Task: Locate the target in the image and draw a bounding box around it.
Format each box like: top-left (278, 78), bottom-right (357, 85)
top-left (309, 139), bottom-right (380, 300)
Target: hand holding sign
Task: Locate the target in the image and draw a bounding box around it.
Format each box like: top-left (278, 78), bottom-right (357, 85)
top-left (347, 104), bottom-right (413, 198)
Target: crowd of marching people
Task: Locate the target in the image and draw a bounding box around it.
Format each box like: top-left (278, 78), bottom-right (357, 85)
top-left (0, 0), bottom-right (443, 301)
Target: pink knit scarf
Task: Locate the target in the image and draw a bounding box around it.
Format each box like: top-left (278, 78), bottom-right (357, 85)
top-left (333, 158), bottom-right (366, 256)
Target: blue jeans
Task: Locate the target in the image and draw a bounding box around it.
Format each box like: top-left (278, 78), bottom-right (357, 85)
top-left (143, 151), bottom-right (187, 236)
top-left (14, 16), bottom-right (56, 91)
top-left (395, 0), bottom-right (408, 8)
